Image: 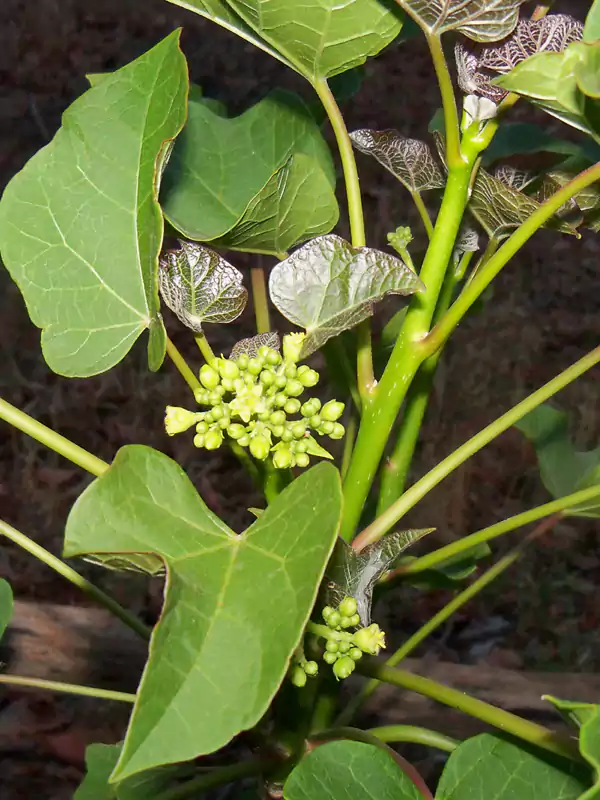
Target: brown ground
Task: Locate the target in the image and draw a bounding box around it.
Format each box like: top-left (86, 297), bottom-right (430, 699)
top-left (0, 0), bottom-right (599, 796)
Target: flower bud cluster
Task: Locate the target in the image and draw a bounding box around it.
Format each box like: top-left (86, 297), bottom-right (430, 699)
top-left (165, 334), bottom-right (345, 469)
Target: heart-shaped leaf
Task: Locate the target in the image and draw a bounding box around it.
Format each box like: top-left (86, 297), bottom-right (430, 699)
top-left (269, 234), bottom-right (425, 356)
top-left (0, 32), bottom-right (188, 377)
top-left (64, 446), bottom-right (342, 780)
top-left (159, 241), bottom-right (247, 331)
top-left (284, 740), bottom-right (424, 800)
top-left (0, 579), bottom-right (13, 640)
top-left (225, 0), bottom-right (404, 82)
top-left (393, 0), bottom-right (528, 43)
top-left (456, 15), bottom-right (583, 102)
top-left (350, 129), bottom-right (445, 193)
top-left (468, 165), bottom-right (579, 240)
top-left (323, 529), bottom-right (432, 625)
top-left (515, 404), bottom-right (600, 518)
top-left (213, 154), bottom-right (339, 255)
top-left (161, 90), bottom-right (335, 242)
top-left (436, 734), bottom-right (587, 800)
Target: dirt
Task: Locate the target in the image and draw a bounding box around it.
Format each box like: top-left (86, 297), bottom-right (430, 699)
top-left (0, 0), bottom-right (599, 796)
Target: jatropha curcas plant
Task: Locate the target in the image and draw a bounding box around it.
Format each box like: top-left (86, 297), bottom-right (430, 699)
top-left (2, 0), bottom-right (600, 797)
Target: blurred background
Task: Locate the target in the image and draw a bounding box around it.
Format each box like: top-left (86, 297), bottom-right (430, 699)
top-left (1, 0), bottom-right (599, 795)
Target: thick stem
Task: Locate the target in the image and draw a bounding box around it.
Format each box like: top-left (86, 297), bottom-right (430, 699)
top-left (251, 266), bottom-right (272, 334)
top-left (0, 518), bottom-right (150, 640)
top-left (427, 163), bottom-right (600, 357)
top-left (357, 662), bottom-right (581, 763)
top-left (0, 674), bottom-right (136, 703)
top-left (155, 759), bottom-right (271, 800)
top-left (354, 345), bottom-right (600, 550)
top-left (194, 330), bottom-right (216, 364)
top-left (427, 35), bottom-right (461, 168)
top-left (411, 191), bottom-right (434, 239)
top-left (312, 78), bottom-right (373, 402)
top-left (0, 397), bottom-right (109, 477)
top-left (165, 336), bottom-right (201, 394)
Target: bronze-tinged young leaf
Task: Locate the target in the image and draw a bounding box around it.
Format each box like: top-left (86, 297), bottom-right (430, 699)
top-left (394, 0), bottom-right (528, 43)
top-left (159, 241), bottom-right (247, 331)
top-left (323, 529), bottom-right (432, 625)
top-left (230, 332), bottom-right (280, 359)
top-left (350, 129), bottom-right (445, 192)
top-left (0, 31), bottom-right (188, 377)
top-left (456, 15), bottom-right (584, 102)
top-left (468, 166), bottom-right (579, 239)
top-left (269, 234), bottom-right (425, 356)
top-left (64, 446), bottom-right (343, 780)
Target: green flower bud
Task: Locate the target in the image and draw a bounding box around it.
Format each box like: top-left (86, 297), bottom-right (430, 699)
top-left (291, 421), bottom-right (307, 439)
top-left (295, 452), bottom-right (310, 468)
top-left (236, 354), bottom-right (249, 370)
top-left (322, 400), bottom-right (345, 422)
top-left (194, 388), bottom-right (210, 405)
top-left (204, 411), bottom-right (215, 424)
top-left (322, 606), bottom-right (335, 621)
top-left (247, 358), bottom-right (263, 375)
top-left (250, 435), bottom-right (270, 461)
top-left (353, 623), bottom-right (386, 656)
top-left (193, 434), bottom-right (205, 448)
top-left (329, 422), bottom-right (345, 440)
top-left (284, 379), bottom-right (304, 397)
top-left (219, 360), bottom-right (240, 380)
top-left (233, 378), bottom-right (246, 394)
top-left (164, 406), bottom-right (199, 436)
top-left (209, 391), bottom-right (223, 406)
top-left (282, 332), bottom-right (305, 364)
top-left (260, 370), bottom-right (275, 387)
top-left (266, 349), bottom-right (281, 366)
top-left (244, 374), bottom-right (256, 388)
top-left (339, 597), bottom-right (358, 617)
top-left (258, 345), bottom-right (272, 359)
top-left (299, 368), bottom-right (319, 388)
top-left (284, 399), bottom-right (301, 415)
top-left (325, 639), bottom-right (339, 653)
top-left (301, 399), bottom-right (320, 417)
top-left (333, 656), bottom-right (356, 681)
top-left (257, 410), bottom-right (271, 422)
top-left (274, 393), bottom-right (288, 407)
top-left (323, 651), bottom-right (338, 665)
top-left (274, 375), bottom-right (288, 389)
top-left (221, 378), bottom-right (234, 393)
top-left (227, 423), bottom-right (246, 440)
top-left (349, 614), bottom-right (360, 627)
top-left (270, 410), bottom-right (286, 426)
top-left (280, 428), bottom-right (294, 443)
top-left (319, 420), bottom-right (334, 435)
top-left (294, 440), bottom-right (308, 454)
top-left (349, 647), bottom-right (363, 661)
top-left (304, 660), bottom-right (319, 677)
top-left (199, 364), bottom-right (220, 390)
top-left (211, 405), bottom-right (225, 420)
top-left (237, 435), bottom-right (250, 447)
top-left (196, 421), bottom-right (209, 434)
top-left (270, 424), bottom-right (285, 438)
top-left (340, 616), bottom-right (355, 629)
top-left (309, 414), bottom-right (322, 429)
top-left (284, 364), bottom-right (297, 379)
top-left (218, 416), bottom-right (230, 429)
top-left (205, 429), bottom-right (224, 451)
top-left (338, 641), bottom-right (350, 654)
top-left (273, 447), bottom-right (293, 469)
top-left (327, 611), bottom-right (341, 629)
top-left (291, 666), bottom-right (307, 688)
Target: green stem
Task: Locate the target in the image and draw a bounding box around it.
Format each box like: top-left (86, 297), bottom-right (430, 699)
top-left (357, 662), bottom-right (581, 763)
top-left (341, 415), bottom-right (357, 481)
top-left (464, 235), bottom-right (500, 287)
top-left (0, 674), bottom-right (136, 704)
top-left (251, 266), bottom-right (271, 334)
top-left (314, 725), bottom-right (457, 753)
top-left (307, 621), bottom-right (355, 645)
top-left (353, 345), bottom-right (600, 550)
top-left (411, 191), bottom-right (434, 238)
top-left (194, 331), bottom-right (216, 364)
top-left (312, 78), bottom-right (373, 403)
top-left (0, 397), bottom-right (109, 477)
top-left (165, 336), bottom-right (201, 394)
top-left (155, 759), bottom-right (271, 800)
top-left (0, 517), bottom-right (150, 640)
top-left (263, 461), bottom-right (286, 504)
top-left (427, 35), bottom-right (461, 168)
top-left (427, 162), bottom-right (600, 356)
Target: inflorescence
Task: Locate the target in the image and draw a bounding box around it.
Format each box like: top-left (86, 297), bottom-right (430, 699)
top-left (165, 334), bottom-right (345, 469)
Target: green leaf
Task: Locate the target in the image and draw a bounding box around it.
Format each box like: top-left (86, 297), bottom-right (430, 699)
top-left (393, 0), bottom-right (527, 43)
top-left (64, 446), bottom-right (342, 780)
top-left (225, 0), bottom-right (404, 82)
top-left (269, 234), bottom-right (425, 357)
top-left (161, 90), bottom-right (335, 242)
top-left (0, 31), bottom-right (188, 377)
top-left (574, 42), bottom-right (600, 99)
top-left (284, 740), bottom-right (424, 800)
top-left (158, 241), bottom-right (247, 331)
top-left (468, 166), bottom-right (579, 240)
top-left (545, 696), bottom-right (600, 796)
top-left (213, 153), bottom-right (339, 255)
top-left (0, 579), bottom-right (13, 640)
top-left (585, 0), bottom-right (600, 44)
top-left (324, 529), bottom-right (432, 625)
top-left (350, 129), bottom-right (445, 193)
top-left (75, 743), bottom-right (182, 800)
top-left (436, 734), bottom-right (587, 800)
top-left (515, 404), bottom-right (600, 518)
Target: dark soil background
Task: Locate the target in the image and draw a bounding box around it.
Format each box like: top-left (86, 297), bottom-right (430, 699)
top-left (0, 0), bottom-right (599, 796)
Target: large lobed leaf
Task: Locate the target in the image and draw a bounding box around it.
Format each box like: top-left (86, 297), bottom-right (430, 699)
top-left (269, 234), bottom-right (424, 356)
top-left (161, 90), bottom-right (335, 242)
top-left (0, 32), bottom-right (188, 376)
top-left (64, 446), bottom-right (342, 781)
top-left (393, 0), bottom-right (528, 43)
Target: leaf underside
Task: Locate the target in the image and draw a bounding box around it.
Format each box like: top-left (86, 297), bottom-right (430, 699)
top-left (395, 0), bottom-right (528, 43)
